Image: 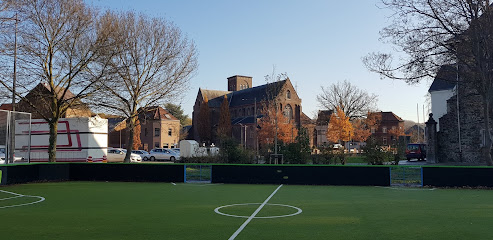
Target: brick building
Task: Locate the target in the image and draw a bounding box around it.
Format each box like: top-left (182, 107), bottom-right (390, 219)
top-left (17, 83), bottom-right (92, 119)
top-left (108, 107), bottom-right (180, 151)
top-left (367, 111), bottom-right (405, 146)
top-left (192, 75), bottom-right (303, 149)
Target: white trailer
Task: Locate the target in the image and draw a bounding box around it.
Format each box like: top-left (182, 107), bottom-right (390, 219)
top-left (15, 116), bottom-right (108, 162)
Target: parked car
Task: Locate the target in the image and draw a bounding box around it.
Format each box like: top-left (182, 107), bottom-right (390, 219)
top-left (107, 148), bottom-right (142, 163)
top-left (149, 148), bottom-right (180, 162)
top-left (170, 148), bottom-right (180, 155)
top-left (131, 150), bottom-right (151, 161)
top-left (405, 143), bottom-right (427, 161)
top-left (0, 145), bottom-right (24, 163)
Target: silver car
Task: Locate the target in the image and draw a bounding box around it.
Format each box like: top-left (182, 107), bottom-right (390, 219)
top-left (149, 148), bottom-right (180, 162)
top-left (107, 148), bottom-right (142, 163)
top-left (131, 150), bottom-right (151, 161)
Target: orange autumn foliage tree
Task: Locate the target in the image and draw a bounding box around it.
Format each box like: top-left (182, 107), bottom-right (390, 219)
top-left (388, 125), bottom-right (405, 142)
top-left (258, 104), bottom-right (298, 145)
top-left (352, 112), bottom-right (380, 142)
top-left (326, 106), bottom-right (353, 143)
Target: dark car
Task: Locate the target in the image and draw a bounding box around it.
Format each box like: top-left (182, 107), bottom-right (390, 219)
top-left (405, 143), bottom-right (426, 161)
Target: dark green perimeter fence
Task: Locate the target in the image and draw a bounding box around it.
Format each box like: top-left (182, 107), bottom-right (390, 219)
top-left (1, 163), bottom-right (493, 187)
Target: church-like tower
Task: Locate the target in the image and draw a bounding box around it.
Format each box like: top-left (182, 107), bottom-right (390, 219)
top-left (227, 75), bottom-right (252, 91)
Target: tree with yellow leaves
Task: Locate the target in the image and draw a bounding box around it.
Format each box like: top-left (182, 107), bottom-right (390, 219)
top-left (326, 106), bottom-right (353, 144)
top-left (258, 103), bottom-right (298, 145)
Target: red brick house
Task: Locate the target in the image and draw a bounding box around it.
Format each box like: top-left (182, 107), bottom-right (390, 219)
top-left (108, 106), bottom-right (180, 151)
top-left (368, 111), bottom-right (405, 146)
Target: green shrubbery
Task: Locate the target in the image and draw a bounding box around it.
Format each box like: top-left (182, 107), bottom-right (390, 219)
top-left (363, 138), bottom-right (394, 165)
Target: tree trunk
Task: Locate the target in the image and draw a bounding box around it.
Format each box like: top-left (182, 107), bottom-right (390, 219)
top-left (482, 99), bottom-right (493, 166)
top-left (124, 115), bottom-right (137, 163)
top-left (48, 120), bottom-right (58, 162)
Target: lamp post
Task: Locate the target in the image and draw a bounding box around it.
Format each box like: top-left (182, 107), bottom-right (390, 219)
top-left (1, 13), bottom-right (19, 164)
top-left (241, 97), bottom-right (258, 158)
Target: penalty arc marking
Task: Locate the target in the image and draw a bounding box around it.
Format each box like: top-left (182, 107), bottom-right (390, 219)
top-left (0, 190), bottom-right (46, 209)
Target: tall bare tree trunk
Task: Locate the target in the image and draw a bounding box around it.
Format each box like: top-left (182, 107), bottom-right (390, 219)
top-left (48, 120), bottom-right (58, 162)
top-left (483, 99), bottom-right (493, 165)
top-left (124, 115), bottom-right (137, 163)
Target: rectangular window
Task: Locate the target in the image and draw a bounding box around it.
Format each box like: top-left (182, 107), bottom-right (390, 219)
top-left (168, 128), bottom-right (172, 136)
top-left (163, 143), bottom-right (169, 148)
top-left (144, 128), bottom-right (148, 136)
top-left (371, 127), bottom-right (376, 134)
top-left (154, 142), bottom-right (159, 148)
top-left (383, 137), bottom-right (387, 145)
top-left (382, 127), bottom-right (387, 133)
top-left (154, 128), bottom-right (160, 136)
top-left (480, 129), bottom-right (491, 147)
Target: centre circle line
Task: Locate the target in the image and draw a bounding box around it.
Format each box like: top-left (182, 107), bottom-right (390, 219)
top-left (215, 203), bottom-right (302, 219)
top-left (228, 184), bottom-right (283, 240)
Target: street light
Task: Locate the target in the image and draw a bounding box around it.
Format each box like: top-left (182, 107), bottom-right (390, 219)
top-left (238, 123), bottom-right (246, 149)
top-left (1, 13), bottom-right (19, 164)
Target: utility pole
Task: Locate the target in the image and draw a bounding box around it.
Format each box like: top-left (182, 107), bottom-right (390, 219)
top-left (1, 13), bottom-right (19, 164)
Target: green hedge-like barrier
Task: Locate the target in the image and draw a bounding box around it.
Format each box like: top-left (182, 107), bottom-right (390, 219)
top-left (2, 163), bottom-right (493, 187)
top-left (211, 165), bottom-right (390, 186)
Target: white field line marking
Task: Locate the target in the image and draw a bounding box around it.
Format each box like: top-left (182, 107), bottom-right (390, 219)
top-left (228, 184), bottom-right (283, 240)
top-left (215, 203), bottom-right (302, 219)
top-left (0, 190), bottom-right (24, 197)
top-left (0, 189), bottom-right (46, 209)
top-left (0, 195), bottom-right (23, 201)
top-left (375, 186), bottom-right (436, 191)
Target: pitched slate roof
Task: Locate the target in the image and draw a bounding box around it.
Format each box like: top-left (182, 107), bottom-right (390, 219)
top-left (204, 80), bottom-right (288, 108)
top-left (429, 65), bottom-right (457, 92)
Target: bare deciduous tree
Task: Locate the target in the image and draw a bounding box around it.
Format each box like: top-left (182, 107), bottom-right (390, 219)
top-left (91, 12), bottom-right (198, 162)
top-left (216, 95), bottom-right (232, 139)
top-left (0, 0), bottom-right (116, 162)
top-left (316, 80), bottom-right (378, 120)
top-left (363, 0), bottom-right (493, 165)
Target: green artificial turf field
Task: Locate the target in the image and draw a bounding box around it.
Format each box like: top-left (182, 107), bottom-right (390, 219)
top-left (1, 182), bottom-right (493, 240)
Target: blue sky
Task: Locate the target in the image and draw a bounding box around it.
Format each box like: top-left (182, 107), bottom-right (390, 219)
top-left (89, 0), bottom-right (430, 123)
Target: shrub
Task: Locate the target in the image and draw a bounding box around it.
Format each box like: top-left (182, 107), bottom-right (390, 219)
top-left (218, 137), bottom-right (255, 164)
top-left (363, 138), bottom-right (394, 165)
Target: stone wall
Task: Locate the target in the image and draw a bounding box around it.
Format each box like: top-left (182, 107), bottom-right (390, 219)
top-left (437, 84), bottom-right (490, 163)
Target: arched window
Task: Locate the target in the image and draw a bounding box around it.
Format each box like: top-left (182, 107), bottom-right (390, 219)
top-left (286, 90), bottom-right (291, 99)
top-left (284, 104), bottom-right (293, 121)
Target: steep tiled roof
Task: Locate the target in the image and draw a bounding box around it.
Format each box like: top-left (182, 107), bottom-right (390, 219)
top-left (138, 106), bottom-right (178, 121)
top-left (369, 111), bottom-right (404, 122)
top-left (429, 65), bottom-right (457, 92)
top-left (301, 112), bottom-right (315, 125)
top-left (0, 103), bottom-right (13, 111)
